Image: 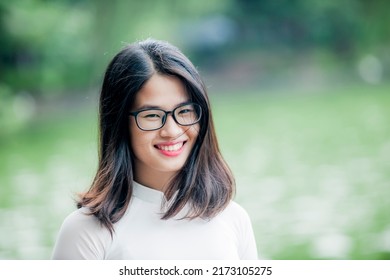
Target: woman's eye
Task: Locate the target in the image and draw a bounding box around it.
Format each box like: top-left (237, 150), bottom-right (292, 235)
top-left (143, 113), bottom-right (161, 119)
top-left (178, 109), bottom-right (193, 115)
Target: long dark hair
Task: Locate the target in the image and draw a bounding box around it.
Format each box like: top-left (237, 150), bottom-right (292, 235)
top-left (78, 39), bottom-right (235, 233)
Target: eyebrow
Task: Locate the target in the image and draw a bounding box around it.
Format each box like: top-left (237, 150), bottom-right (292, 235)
top-left (135, 100), bottom-right (191, 111)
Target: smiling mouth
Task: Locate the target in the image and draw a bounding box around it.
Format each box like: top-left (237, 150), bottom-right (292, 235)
top-left (155, 141), bottom-right (185, 152)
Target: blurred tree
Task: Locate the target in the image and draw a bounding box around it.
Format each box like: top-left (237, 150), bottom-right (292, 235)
top-left (0, 4), bottom-right (13, 78)
top-left (1, 0), bottom-right (389, 99)
top-left (358, 0), bottom-right (390, 49)
top-left (228, 0), bottom-right (389, 58)
top-left (0, 0), bottom-right (95, 96)
top-left (228, 0), bottom-right (355, 55)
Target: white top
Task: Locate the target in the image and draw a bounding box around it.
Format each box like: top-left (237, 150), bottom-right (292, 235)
top-left (52, 182), bottom-right (258, 260)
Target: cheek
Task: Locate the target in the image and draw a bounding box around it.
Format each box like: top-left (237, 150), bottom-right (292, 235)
top-left (185, 124), bottom-right (200, 147)
top-left (190, 124), bottom-right (200, 139)
top-left (129, 120), bottom-right (147, 149)
top-left (129, 120), bottom-right (137, 144)
top-left (129, 121), bottom-right (157, 156)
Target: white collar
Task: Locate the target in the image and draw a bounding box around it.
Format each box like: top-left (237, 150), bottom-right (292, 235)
top-left (132, 181), bottom-right (166, 204)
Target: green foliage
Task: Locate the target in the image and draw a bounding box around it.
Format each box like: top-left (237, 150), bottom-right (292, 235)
top-left (212, 84), bottom-right (390, 259)
top-left (0, 0), bottom-right (389, 97)
top-left (1, 0), bottom-right (95, 94)
top-left (228, 0), bottom-right (390, 55)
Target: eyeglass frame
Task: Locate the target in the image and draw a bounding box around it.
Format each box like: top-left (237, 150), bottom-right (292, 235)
top-left (129, 102), bottom-right (202, 131)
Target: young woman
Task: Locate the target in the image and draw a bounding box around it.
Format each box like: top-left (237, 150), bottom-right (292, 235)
top-left (52, 39), bottom-right (258, 259)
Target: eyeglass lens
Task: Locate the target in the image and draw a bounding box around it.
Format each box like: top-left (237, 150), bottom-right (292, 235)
top-left (136, 103), bottom-right (201, 130)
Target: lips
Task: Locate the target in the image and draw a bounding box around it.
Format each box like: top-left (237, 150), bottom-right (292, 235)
top-left (155, 141), bottom-right (186, 157)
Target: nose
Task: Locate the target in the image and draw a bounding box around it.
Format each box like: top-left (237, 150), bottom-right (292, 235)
top-left (159, 114), bottom-right (182, 138)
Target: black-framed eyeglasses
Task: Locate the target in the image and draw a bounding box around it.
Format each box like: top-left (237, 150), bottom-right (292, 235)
top-left (129, 102), bottom-right (202, 131)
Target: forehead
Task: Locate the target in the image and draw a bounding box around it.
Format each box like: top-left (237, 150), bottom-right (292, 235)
top-left (133, 74), bottom-right (189, 110)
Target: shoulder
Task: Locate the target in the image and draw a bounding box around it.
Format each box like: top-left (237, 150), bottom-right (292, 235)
top-left (216, 200), bottom-right (255, 233)
top-left (61, 208), bottom-right (101, 230)
top-left (221, 201), bottom-right (259, 259)
top-left (52, 208), bottom-right (112, 259)
top-left (222, 200), bottom-right (252, 222)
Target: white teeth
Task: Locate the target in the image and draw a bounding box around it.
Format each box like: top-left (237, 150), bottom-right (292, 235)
top-left (158, 142), bottom-right (183, 151)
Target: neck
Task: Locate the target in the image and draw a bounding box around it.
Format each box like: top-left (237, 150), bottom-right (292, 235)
top-left (133, 166), bottom-right (176, 193)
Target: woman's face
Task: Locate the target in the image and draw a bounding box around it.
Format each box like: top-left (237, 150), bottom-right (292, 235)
top-left (129, 74), bottom-right (200, 189)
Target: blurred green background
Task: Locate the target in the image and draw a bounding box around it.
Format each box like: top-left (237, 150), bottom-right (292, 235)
top-left (1, 0), bottom-right (389, 259)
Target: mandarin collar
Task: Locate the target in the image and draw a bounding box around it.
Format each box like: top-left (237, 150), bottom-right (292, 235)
top-left (132, 181), bottom-right (166, 204)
